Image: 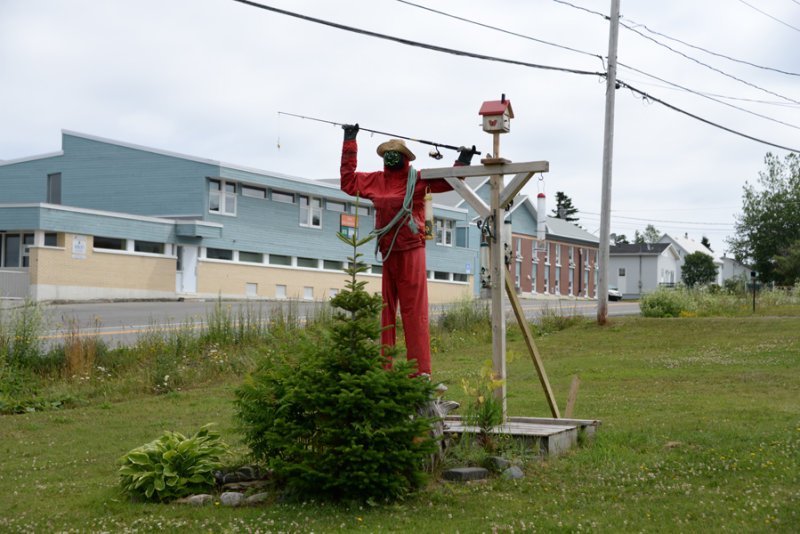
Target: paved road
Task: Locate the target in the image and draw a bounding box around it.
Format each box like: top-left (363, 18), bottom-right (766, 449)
top-left (16, 297), bottom-right (639, 347)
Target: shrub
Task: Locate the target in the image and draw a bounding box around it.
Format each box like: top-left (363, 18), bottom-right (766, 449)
top-left (235, 218), bottom-right (437, 502)
top-left (118, 424), bottom-right (229, 502)
top-left (640, 288), bottom-right (694, 317)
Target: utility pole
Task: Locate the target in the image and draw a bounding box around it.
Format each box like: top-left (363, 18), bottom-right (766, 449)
top-left (597, 0), bottom-right (620, 325)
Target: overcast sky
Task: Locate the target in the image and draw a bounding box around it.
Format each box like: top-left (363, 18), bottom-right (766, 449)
top-left (2, 0), bottom-right (799, 254)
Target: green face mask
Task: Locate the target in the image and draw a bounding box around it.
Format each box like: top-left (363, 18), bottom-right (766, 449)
top-left (383, 150), bottom-right (403, 169)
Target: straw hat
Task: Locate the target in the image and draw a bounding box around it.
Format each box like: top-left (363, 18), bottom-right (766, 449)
top-left (376, 139), bottom-right (416, 161)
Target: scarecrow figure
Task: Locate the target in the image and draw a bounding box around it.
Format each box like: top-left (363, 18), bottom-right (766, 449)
top-left (340, 124), bottom-right (474, 377)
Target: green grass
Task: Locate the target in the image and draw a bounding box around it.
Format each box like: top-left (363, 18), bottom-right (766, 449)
top-left (1, 314), bottom-right (799, 532)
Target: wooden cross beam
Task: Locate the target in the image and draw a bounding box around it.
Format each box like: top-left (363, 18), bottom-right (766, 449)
top-left (419, 160), bottom-right (560, 419)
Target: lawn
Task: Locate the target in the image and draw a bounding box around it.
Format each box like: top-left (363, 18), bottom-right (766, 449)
top-left (1, 314), bottom-right (799, 533)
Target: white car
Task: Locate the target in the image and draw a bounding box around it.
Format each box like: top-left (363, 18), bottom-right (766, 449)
top-left (608, 286), bottom-right (622, 301)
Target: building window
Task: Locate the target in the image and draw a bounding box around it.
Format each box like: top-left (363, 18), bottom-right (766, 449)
top-left (206, 248), bottom-right (233, 260)
top-left (326, 200), bottom-right (347, 212)
top-left (269, 254), bottom-right (291, 266)
top-left (619, 267), bottom-right (626, 276)
top-left (371, 265), bottom-right (382, 275)
top-left (323, 260), bottom-right (343, 270)
top-left (47, 173), bottom-right (62, 204)
top-left (94, 236), bottom-right (125, 251)
top-left (44, 233), bottom-right (58, 247)
top-left (453, 273), bottom-right (468, 283)
top-left (239, 251), bottom-right (264, 263)
top-left (545, 243), bottom-right (551, 264)
top-left (433, 271), bottom-right (450, 281)
top-left (276, 285), bottom-right (287, 299)
top-left (543, 264), bottom-right (550, 293)
top-left (272, 190), bottom-right (294, 204)
top-left (569, 246), bottom-right (574, 265)
top-left (134, 240), bottom-right (165, 254)
top-left (555, 245), bottom-right (561, 266)
top-left (242, 185), bottom-right (266, 199)
top-left (303, 286), bottom-right (314, 300)
top-left (435, 219), bottom-right (454, 246)
top-left (209, 179), bottom-right (236, 215)
top-left (297, 257), bottom-right (318, 268)
top-left (299, 196), bottom-right (322, 228)
top-left (555, 266), bottom-right (561, 294)
top-left (353, 204), bottom-right (370, 216)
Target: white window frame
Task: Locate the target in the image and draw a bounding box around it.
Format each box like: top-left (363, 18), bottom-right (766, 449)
top-left (299, 195), bottom-right (322, 228)
top-left (435, 218), bottom-right (454, 247)
top-left (209, 179), bottom-right (237, 215)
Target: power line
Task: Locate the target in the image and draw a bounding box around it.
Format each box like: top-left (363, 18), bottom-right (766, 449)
top-left (394, 0), bottom-right (602, 62)
top-left (624, 17), bottom-right (800, 77)
top-left (579, 211), bottom-right (735, 226)
top-left (617, 62), bottom-right (800, 131)
top-left (234, 0), bottom-right (800, 154)
top-left (551, 0), bottom-right (607, 19)
top-left (737, 0), bottom-right (800, 33)
top-left (231, 0), bottom-right (604, 78)
top-left (620, 21), bottom-right (800, 105)
top-left (616, 78), bottom-right (800, 154)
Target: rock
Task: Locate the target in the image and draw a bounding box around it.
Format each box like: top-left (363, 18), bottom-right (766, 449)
top-left (486, 456), bottom-right (511, 471)
top-left (221, 479), bottom-right (269, 492)
top-left (441, 467), bottom-right (490, 482)
top-left (220, 491), bottom-right (245, 507)
top-left (502, 466), bottom-right (524, 480)
top-left (245, 492), bottom-right (270, 505)
top-left (174, 494), bottom-right (214, 506)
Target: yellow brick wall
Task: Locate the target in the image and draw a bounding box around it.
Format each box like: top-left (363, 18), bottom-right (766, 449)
top-left (197, 260), bottom-right (473, 304)
top-left (30, 234), bottom-right (174, 292)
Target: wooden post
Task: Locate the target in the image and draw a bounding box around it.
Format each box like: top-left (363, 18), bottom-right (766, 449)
top-left (564, 375), bottom-right (581, 418)
top-left (490, 172), bottom-right (507, 416)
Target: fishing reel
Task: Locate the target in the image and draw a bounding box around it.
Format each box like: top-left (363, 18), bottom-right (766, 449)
top-left (428, 146), bottom-right (444, 160)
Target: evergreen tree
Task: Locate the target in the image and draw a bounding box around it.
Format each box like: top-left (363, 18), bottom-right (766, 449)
top-left (701, 236), bottom-right (713, 252)
top-left (235, 205), bottom-right (436, 501)
top-left (551, 191), bottom-right (579, 222)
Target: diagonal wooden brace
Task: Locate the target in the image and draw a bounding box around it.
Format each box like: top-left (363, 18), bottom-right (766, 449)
top-left (504, 270), bottom-right (561, 418)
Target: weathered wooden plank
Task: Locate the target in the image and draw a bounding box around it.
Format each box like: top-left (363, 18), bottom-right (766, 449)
top-left (443, 177), bottom-right (490, 218)
top-left (499, 171), bottom-right (535, 209)
top-left (419, 161), bottom-right (549, 180)
top-left (504, 270), bottom-right (561, 418)
top-left (565, 375), bottom-right (580, 418)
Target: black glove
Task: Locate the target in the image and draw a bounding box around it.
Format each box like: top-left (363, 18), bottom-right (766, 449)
top-left (456, 145), bottom-right (476, 166)
top-left (342, 123), bottom-right (359, 141)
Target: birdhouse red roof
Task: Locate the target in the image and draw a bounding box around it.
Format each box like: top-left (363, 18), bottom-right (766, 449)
top-left (478, 99), bottom-right (514, 118)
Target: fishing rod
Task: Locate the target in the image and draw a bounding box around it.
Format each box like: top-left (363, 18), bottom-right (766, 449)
top-left (278, 111), bottom-right (483, 160)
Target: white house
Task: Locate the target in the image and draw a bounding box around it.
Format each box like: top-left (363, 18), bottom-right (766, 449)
top-left (658, 233), bottom-right (723, 286)
top-left (609, 242), bottom-right (680, 298)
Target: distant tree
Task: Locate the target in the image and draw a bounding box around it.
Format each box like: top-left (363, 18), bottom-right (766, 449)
top-left (701, 236), bottom-right (713, 252)
top-left (613, 234), bottom-right (629, 245)
top-left (634, 224), bottom-right (660, 244)
top-left (728, 152), bottom-right (800, 284)
top-left (772, 239), bottom-right (800, 286)
top-left (643, 224), bottom-right (661, 242)
top-left (681, 251), bottom-right (718, 288)
top-left (551, 191), bottom-right (579, 222)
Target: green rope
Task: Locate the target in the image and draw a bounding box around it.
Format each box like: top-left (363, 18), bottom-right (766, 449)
top-left (371, 166), bottom-right (418, 262)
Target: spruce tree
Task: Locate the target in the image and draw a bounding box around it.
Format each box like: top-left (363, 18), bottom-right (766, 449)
top-left (235, 205), bottom-right (437, 501)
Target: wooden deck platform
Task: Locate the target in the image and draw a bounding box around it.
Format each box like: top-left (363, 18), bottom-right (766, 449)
top-left (443, 415), bottom-right (601, 457)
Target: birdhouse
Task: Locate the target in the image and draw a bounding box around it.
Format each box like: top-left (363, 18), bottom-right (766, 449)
top-left (479, 96), bottom-right (514, 134)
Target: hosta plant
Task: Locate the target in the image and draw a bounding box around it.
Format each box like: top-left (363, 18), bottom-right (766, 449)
top-left (118, 423), bottom-right (230, 502)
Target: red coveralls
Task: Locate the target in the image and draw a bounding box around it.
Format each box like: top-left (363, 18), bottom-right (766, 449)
top-left (340, 139), bottom-right (458, 376)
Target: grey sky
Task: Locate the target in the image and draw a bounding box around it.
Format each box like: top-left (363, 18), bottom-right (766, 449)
top-left (2, 0), bottom-right (799, 254)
